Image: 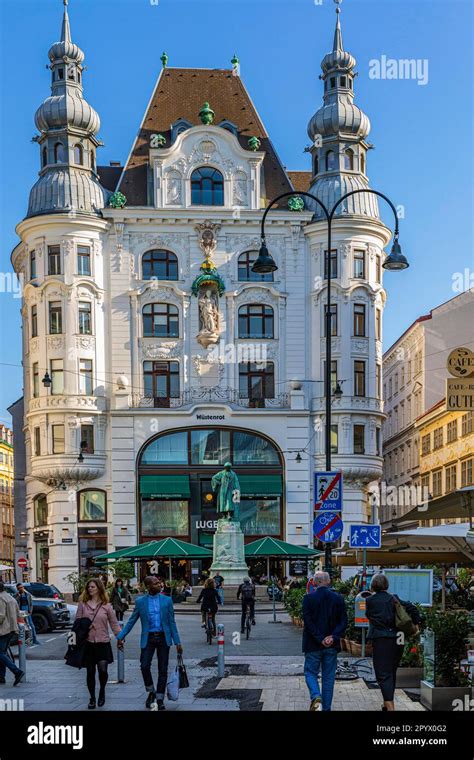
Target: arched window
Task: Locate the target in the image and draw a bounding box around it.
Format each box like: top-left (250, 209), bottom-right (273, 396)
top-left (142, 249), bottom-right (178, 281)
top-left (238, 304), bottom-right (274, 339)
top-left (34, 494), bottom-right (48, 527)
top-left (191, 167), bottom-right (224, 206)
top-left (90, 150), bottom-right (95, 171)
top-left (361, 152), bottom-right (366, 174)
top-left (313, 154), bottom-right (319, 175)
top-left (325, 150), bottom-right (336, 171)
top-left (237, 251), bottom-right (274, 282)
top-left (344, 148), bottom-right (354, 170)
top-left (78, 489), bottom-right (106, 522)
top-left (42, 147), bottom-right (48, 168)
top-left (74, 144), bottom-right (83, 165)
top-left (54, 142), bottom-right (66, 163)
top-left (143, 303), bottom-right (179, 338)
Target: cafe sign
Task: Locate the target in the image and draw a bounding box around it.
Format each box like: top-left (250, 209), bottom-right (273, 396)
top-left (446, 347), bottom-right (474, 411)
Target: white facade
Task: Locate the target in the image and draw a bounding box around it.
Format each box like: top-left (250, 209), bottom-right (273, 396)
top-left (12, 4), bottom-right (392, 590)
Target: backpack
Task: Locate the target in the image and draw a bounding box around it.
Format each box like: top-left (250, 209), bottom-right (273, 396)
top-left (393, 596), bottom-right (418, 637)
top-left (241, 583), bottom-right (254, 601)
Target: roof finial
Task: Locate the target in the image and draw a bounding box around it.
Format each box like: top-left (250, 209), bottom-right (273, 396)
top-left (333, 0), bottom-right (343, 51)
top-left (61, 0), bottom-right (72, 44)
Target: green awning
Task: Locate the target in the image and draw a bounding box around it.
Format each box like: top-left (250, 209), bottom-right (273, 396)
top-left (238, 474), bottom-right (282, 497)
top-left (245, 537), bottom-right (322, 558)
top-left (140, 475), bottom-right (190, 499)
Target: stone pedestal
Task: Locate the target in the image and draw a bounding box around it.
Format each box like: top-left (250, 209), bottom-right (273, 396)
top-left (210, 518), bottom-right (249, 586)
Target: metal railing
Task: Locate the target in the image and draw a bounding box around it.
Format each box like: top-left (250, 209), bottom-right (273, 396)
top-left (131, 387), bottom-right (290, 409)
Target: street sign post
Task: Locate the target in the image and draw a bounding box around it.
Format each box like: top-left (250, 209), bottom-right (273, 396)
top-left (314, 471), bottom-right (343, 511)
top-left (313, 512), bottom-right (343, 543)
top-left (349, 524), bottom-right (382, 549)
top-left (17, 557), bottom-right (28, 569)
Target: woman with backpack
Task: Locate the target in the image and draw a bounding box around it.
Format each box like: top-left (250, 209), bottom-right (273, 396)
top-left (366, 573), bottom-right (420, 712)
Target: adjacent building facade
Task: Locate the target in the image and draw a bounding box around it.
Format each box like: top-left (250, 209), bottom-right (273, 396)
top-left (12, 4), bottom-right (391, 589)
top-left (0, 425), bottom-right (15, 575)
top-left (381, 291), bottom-right (474, 527)
top-left (415, 404), bottom-right (473, 526)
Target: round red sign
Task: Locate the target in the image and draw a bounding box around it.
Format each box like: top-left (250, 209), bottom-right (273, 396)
top-left (17, 557), bottom-right (28, 568)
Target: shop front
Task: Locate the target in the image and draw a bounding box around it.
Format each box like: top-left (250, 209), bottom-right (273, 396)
top-left (137, 426), bottom-right (285, 581)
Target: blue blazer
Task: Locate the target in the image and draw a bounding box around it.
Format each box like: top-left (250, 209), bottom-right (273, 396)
top-left (117, 593), bottom-right (181, 649)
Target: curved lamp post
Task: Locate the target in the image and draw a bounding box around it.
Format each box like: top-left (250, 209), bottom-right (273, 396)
top-left (252, 188), bottom-right (408, 575)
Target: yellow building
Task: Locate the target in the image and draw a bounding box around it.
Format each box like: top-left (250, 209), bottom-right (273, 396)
top-left (415, 403), bottom-right (474, 526)
top-left (0, 424), bottom-right (14, 574)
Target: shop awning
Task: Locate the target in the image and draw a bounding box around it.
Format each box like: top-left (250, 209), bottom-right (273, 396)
top-left (140, 475), bottom-right (190, 499)
top-left (238, 475), bottom-right (283, 497)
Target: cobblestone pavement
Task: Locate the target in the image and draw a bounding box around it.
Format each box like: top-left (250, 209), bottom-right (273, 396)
top-left (0, 655), bottom-right (425, 712)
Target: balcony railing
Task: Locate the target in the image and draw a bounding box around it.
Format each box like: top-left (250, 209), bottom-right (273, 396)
top-left (131, 387), bottom-right (290, 410)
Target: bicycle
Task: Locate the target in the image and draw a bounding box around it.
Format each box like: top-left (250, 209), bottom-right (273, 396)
top-left (205, 611), bottom-right (215, 645)
top-left (244, 604), bottom-right (252, 640)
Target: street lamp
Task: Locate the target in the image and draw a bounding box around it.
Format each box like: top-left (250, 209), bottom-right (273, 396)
top-left (253, 188), bottom-right (407, 576)
top-left (42, 371), bottom-right (52, 389)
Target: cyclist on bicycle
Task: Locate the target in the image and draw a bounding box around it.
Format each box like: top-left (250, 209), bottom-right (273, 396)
top-left (196, 578), bottom-right (220, 637)
top-left (237, 577), bottom-right (256, 634)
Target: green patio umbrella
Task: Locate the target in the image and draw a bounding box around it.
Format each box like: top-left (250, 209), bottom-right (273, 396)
top-left (95, 538), bottom-right (212, 582)
top-left (245, 536), bottom-right (321, 579)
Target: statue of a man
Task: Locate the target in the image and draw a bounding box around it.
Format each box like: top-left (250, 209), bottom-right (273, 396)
top-left (211, 462), bottom-right (240, 520)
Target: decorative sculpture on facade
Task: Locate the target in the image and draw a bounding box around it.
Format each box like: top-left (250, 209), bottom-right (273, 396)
top-left (192, 221), bottom-right (225, 348)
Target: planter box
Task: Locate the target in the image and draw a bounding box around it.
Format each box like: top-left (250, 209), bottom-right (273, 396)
top-left (348, 640), bottom-right (373, 657)
top-left (420, 680), bottom-right (471, 711)
top-left (396, 667), bottom-right (423, 688)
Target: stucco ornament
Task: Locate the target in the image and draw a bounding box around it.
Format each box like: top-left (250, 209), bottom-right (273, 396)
top-left (199, 102), bottom-right (215, 125)
top-left (288, 195), bottom-right (305, 212)
top-left (248, 136), bottom-right (261, 152)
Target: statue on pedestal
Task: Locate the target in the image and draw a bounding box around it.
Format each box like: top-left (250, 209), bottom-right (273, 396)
top-left (211, 462), bottom-right (240, 520)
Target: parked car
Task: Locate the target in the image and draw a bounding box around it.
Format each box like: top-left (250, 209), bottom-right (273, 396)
top-left (24, 582), bottom-right (64, 600)
top-left (4, 583), bottom-right (71, 634)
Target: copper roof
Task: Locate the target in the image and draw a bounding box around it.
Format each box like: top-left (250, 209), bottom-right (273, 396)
top-left (117, 68), bottom-right (293, 206)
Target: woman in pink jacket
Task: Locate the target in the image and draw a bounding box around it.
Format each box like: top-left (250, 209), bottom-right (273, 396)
top-left (76, 578), bottom-right (121, 709)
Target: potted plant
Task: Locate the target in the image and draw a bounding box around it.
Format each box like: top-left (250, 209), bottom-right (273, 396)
top-left (420, 608), bottom-right (470, 710)
top-left (283, 586), bottom-right (305, 626)
top-left (396, 638), bottom-right (424, 688)
top-left (64, 571), bottom-right (88, 602)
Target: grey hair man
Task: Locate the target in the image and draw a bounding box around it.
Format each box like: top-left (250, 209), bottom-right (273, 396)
top-left (302, 571), bottom-right (347, 712)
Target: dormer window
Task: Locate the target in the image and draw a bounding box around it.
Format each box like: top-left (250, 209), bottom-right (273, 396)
top-left (54, 142), bottom-right (66, 163)
top-left (313, 154), bottom-right (319, 175)
top-left (42, 147), bottom-right (47, 168)
top-left (330, 77), bottom-right (336, 88)
top-left (361, 152), bottom-right (366, 174)
top-left (191, 167), bottom-right (224, 206)
top-left (74, 144), bottom-right (83, 165)
top-left (344, 148), bottom-right (354, 170)
top-left (58, 68), bottom-right (64, 80)
top-left (90, 150), bottom-right (95, 171)
top-left (325, 150), bottom-right (336, 171)
top-left (340, 76), bottom-right (347, 87)
top-left (218, 120), bottom-right (238, 136)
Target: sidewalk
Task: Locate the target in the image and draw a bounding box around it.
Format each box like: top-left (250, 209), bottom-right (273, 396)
top-left (0, 656), bottom-right (425, 712)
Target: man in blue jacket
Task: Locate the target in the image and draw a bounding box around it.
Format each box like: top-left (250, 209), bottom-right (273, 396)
top-left (302, 571), bottom-right (347, 712)
top-left (117, 576), bottom-right (183, 710)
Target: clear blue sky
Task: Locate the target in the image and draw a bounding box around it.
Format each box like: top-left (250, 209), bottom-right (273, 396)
top-left (0, 0), bottom-right (473, 425)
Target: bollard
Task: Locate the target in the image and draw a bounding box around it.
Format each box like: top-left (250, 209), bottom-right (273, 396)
top-left (217, 623), bottom-right (225, 678)
top-left (17, 622), bottom-right (26, 682)
top-left (117, 622), bottom-right (125, 683)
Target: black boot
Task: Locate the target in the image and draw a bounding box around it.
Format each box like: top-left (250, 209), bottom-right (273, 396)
top-left (157, 698), bottom-right (166, 711)
top-left (98, 689), bottom-right (105, 707)
top-left (146, 691), bottom-right (156, 709)
top-left (88, 697), bottom-right (96, 709)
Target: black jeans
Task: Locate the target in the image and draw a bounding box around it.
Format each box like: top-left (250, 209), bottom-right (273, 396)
top-left (372, 637), bottom-right (404, 701)
top-left (140, 632), bottom-right (170, 698)
top-left (240, 599), bottom-right (255, 630)
top-left (115, 609), bottom-right (124, 621)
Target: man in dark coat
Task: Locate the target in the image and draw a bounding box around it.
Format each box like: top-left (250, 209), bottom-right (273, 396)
top-left (302, 571), bottom-right (347, 712)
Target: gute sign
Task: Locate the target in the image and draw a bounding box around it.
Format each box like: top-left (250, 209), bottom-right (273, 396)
top-left (446, 348), bottom-right (474, 411)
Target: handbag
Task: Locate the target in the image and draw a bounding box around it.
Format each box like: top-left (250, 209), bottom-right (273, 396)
top-left (393, 596), bottom-right (418, 637)
top-left (64, 603), bottom-right (102, 669)
top-left (166, 668), bottom-right (180, 701)
top-left (177, 653), bottom-right (189, 689)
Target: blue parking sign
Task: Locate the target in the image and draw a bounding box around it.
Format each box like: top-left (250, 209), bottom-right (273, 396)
top-left (349, 524), bottom-right (381, 549)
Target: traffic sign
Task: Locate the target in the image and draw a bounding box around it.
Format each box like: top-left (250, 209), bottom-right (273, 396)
top-left (313, 512), bottom-right (343, 543)
top-left (349, 524), bottom-right (381, 549)
top-left (17, 557), bottom-right (28, 569)
top-left (314, 471), bottom-right (343, 511)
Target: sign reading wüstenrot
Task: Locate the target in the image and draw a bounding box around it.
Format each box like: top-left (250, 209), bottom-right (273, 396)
top-left (314, 472), bottom-right (343, 511)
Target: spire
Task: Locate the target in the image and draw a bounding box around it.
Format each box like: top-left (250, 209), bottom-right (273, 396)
top-left (61, 0), bottom-right (71, 44)
top-left (333, 4), bottom-right (343, 52)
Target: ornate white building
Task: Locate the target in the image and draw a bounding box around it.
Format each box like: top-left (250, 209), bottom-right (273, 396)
top-left (12, 2), bottom-right (391, 589)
